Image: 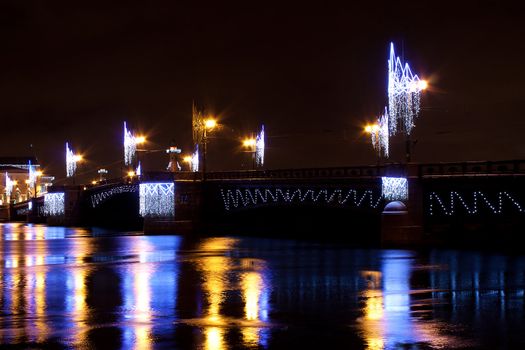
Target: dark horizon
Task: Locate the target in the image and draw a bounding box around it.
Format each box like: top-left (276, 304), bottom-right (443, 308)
top-left (1, 1), bottom-right (524, 182)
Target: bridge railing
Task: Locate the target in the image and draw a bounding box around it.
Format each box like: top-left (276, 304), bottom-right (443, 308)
top-left (162, 165), bottom-right (405, 181)
top-left (418, 160), bottom-right (525, 177)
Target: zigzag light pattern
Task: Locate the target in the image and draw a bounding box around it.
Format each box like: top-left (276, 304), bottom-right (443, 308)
top-left (428, 191), bottom-right (524, 215)
top-left (90, 184), bottom-right (138, 208)
top-left (220, 188), bottom-right (382, 211)
top-left (139, 183), bottom-right (175, 217)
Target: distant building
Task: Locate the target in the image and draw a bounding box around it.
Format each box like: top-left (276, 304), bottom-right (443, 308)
top-left (0, 156), bottom-right (54, 205)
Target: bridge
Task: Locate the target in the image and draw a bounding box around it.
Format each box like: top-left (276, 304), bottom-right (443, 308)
top-left (3, 159), bottom-right (525, 246)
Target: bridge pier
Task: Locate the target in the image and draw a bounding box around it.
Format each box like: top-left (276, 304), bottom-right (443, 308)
top-left (141, 178), bottom-right (204, 235)
top-left (380, 167), bottom-right (424, 246)
top-left (46, 186), bottom-right (82, 226)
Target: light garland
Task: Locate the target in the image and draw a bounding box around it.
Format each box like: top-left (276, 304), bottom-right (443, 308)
top-left (123, 121), bottom-right (137, 166)
top-left (43, 192), bottom-right (65, 216)
top-left (428, 191), bottom-right (524, 216)
top-left (90, 184), bottom-right (138, 208)
top-left (220, 187), bottom-right (382, 211)
top-left (139, 182), bottom-right (175, 217)
top-left (5, 172), bottom-right (14, 197)
top-left (28, 160), bottom-right (36, 188)
top-left (256, 125), bottom-right (265, 167)
top-left (191, 145), bottom-right (199, 172)
top-left (387, 42), bottom-right (425, 136)
top-left (370, 108), bottom-right (390, 158)
top-left (65, 142), bottom-right (77, 177)
top-left (381, 177), bottom-right (408, 201)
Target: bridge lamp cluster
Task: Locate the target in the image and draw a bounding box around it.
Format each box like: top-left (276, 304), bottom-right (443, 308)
top-left (123, 121), bottom-right (146, 167)
top-left (367, 43), bottom-right (427, 158)
top-left (241, 125), bottom-right (265, 168)
top-left (364, 111), bottom-right (389, 158)
top-left (65, 142), bottom-right (82, 177)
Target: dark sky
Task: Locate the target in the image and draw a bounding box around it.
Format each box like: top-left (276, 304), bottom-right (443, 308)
top-left (1, 1), bottom-right (524, 183)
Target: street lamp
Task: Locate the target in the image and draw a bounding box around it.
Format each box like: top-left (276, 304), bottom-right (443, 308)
top-left (364, 123), bottom-right (381, 164)
top-left (202, 118), bottom-right (217, 178)
top-left (242, 137), bottom-right (257, 169)
top-left (182, 155), bottom-right (193, 171)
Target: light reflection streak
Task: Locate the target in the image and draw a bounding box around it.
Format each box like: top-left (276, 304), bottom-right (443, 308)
top-left (66, 237), bottom-right (94, 347)
top-left (133, 263), bottom-right (154, 350)
top-left (240, 261), bottom-right (270, 348)
top-left (122, 238), bottom-right (155, 350)
top-left (198, 237), bottom-right (238, 350)
top-left (359, 252), bottom-right (451, 349)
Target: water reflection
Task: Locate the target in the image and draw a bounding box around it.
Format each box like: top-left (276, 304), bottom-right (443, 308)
top-left (3, 223), bottom-right (525, 349)
top-left (240, 260), bottom-right (270, 348)
top-left (191, 238), bottom-right (271, 350)
top-left (197, 237), bottom-right (236, 350)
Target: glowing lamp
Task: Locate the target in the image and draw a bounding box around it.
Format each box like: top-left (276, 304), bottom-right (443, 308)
top-left (243, 138), bottom-right (256, 148)
top-left (135, 136), bottom-right (146, 144)
top-left (204, 119), bottom-right (217, 129)
top-left (183, 156), bottom-right (192, 163)
top-left (128, 171), bottom-right (136, 177)
top-left (418, 80), bottom-right (428, 90)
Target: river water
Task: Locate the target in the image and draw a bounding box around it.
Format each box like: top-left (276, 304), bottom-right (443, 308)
top-left (1, 223), bottom-right (524, 349)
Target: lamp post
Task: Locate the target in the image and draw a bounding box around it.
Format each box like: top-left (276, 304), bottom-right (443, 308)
top-left (202, 118), bottom-right (217, 179)
top-left (364, 123), bottom-right (381, 164)
top-left (182, 156), bottom-right (193, 171)
top-left (70, 154), bottom-right (83, 185)
top-left (242, 137), bottom-right (257, 170)
top-left (134, 136), bottom-right (146, 174)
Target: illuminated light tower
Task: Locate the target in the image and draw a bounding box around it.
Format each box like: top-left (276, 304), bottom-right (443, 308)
top-left (166, 144), bottom-right (182, 172)
top-left (124, 121), bottom-right (136, 167)
top-left (66, 142), bottom-right (82, 184)
top-left (255, 125), bottom-right (265, 167)
top-left (387, 42), bottom-right (427, 162)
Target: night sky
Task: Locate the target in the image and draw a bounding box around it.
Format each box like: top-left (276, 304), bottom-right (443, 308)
top-left (1, 1), bottom-right (524, 183)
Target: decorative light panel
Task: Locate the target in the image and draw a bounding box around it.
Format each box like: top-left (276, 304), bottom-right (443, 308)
top-left (381, 177), bottom-right (408, 201)
top-left (43, 192), bottom-right (65, 216)
top-left (139, 183), bottom-right (175, 217)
